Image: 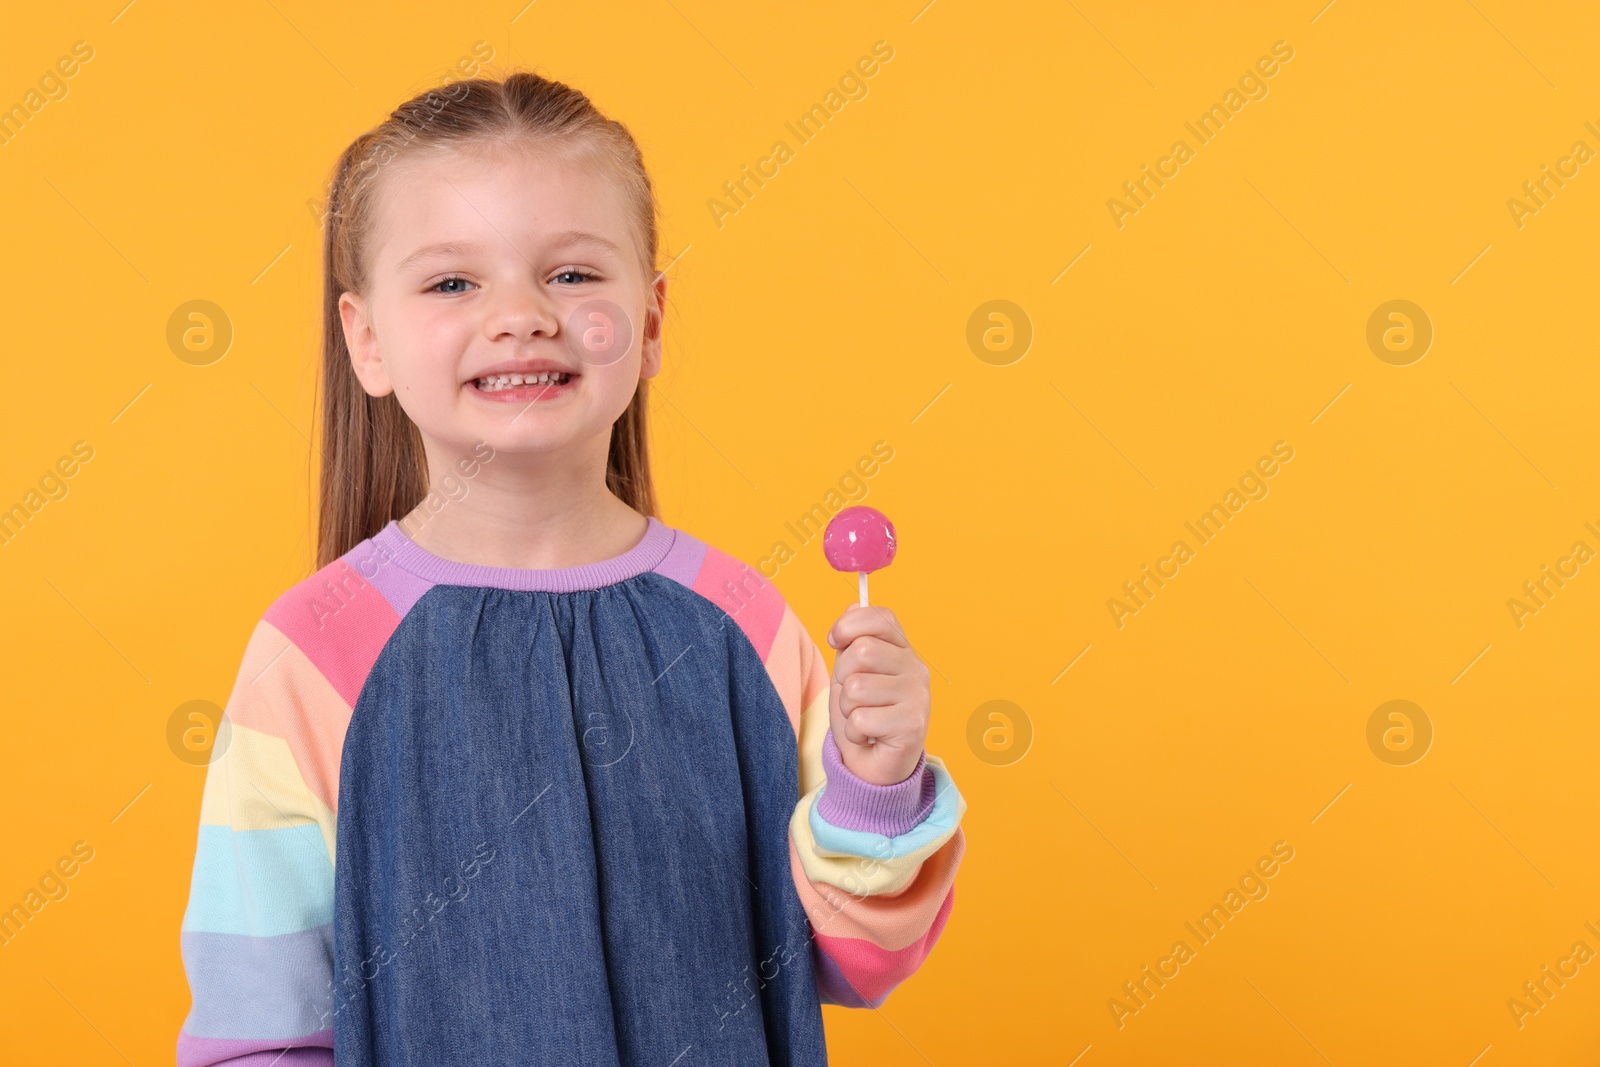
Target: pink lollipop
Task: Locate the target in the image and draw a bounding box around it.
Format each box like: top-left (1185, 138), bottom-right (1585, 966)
top-left (824, 506), bottom-right (897, 608)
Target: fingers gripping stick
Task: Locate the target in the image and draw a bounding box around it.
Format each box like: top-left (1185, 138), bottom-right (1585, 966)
top-left (823, 506), bottom-right (898, 745)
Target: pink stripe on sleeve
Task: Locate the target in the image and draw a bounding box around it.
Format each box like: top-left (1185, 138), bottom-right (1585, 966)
top-left (690, 547), bottom-right (787, 662)
top-left (263, 559), bottom-right (404, 710)
top-left (810, 884), bottom-right (956, 1005)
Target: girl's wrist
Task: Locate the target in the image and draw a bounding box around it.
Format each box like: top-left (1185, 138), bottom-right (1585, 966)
top-left (817, 728), bottom-right (935, 837)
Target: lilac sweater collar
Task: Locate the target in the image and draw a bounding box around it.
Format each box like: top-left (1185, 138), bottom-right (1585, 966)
top-left (371, 515), bottom-right (676, 592)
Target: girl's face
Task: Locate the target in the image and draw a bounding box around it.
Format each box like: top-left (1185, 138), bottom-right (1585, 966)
top-left (340, 143), bottom-right (664, 469)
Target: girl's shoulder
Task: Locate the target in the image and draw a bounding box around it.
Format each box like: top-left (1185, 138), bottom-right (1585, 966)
top-left (652, 524), bottom-right (786, 634)
top-left (653, 522), bottom-right (824, 726)
top-left (652, 521), bottom-right (818, 658)
top-left (227, 521), bottom-right (820, 767)
top-left (243, 519), bottom-right (817, 707)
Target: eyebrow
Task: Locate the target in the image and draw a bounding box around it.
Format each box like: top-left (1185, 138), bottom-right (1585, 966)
top-left (395, 241), bottom-right (483, 273)
top-left (395, 231), bottom-right (623, 273)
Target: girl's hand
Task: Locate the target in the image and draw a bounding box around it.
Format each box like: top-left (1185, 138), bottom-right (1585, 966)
top-left (825, 603), bottom-right (931, 786)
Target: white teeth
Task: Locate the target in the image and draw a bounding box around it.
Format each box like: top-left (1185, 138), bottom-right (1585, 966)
top-left (475, 371), bottom-right (570, 391)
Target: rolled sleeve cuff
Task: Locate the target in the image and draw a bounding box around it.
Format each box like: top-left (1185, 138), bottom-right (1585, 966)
top-left (816, 728), bottom-right (937, 838)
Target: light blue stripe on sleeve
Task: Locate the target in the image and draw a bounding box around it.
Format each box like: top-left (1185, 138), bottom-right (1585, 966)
top-left (182, 824), bottom-right (334, 937)
top-left (808, 762), bottom-right (962, 860)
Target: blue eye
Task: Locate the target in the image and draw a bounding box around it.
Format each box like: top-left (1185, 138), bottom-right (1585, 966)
top-left (431, 275), bottom-right (475, 294)
top-left (553, 270), bottom-right (596, 285)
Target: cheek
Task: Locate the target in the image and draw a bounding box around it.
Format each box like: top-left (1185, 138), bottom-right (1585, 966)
top-left (416, 304), bottom-right (476, 353)
top-left (574, 296), bottom-right (649, 405)
top-left (391, 309), bottom-right (474, 394)
top-left (588, 354), bottom-right (644, 415)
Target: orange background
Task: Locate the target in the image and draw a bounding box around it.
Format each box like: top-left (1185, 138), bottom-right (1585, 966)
top-left (1, 1), bottom-right (1597, 1063)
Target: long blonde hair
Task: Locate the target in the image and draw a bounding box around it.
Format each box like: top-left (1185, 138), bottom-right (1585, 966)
top-left (313, 70), bottom-right (661, 568)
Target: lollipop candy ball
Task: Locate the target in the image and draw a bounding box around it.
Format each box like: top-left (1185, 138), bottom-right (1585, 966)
top-left (823, 506), bottom-right (897, 573)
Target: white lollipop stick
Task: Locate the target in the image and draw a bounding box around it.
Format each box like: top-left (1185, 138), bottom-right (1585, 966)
top-left (857, 570), bottom-right (874, 744)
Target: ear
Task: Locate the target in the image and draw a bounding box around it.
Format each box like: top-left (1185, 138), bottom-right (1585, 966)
top-left (340, 291), bottom-right (394, 397)
top-left (639, 274), bottom-right (667, 380)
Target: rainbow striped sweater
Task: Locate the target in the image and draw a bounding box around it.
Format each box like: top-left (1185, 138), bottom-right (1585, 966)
top-left (178, 515), bottom-right (966, 1065)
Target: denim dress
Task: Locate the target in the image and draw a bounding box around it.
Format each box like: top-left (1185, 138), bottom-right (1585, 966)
top-left (326, 519), bottom-right (828, 1064)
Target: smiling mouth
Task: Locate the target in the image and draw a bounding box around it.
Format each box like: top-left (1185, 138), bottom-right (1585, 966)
top-left (471, 371), bottom-right (575, 393)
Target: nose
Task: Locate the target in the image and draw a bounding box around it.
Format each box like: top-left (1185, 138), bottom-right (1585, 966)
top-left (482, 279), bottom-right (561, 343)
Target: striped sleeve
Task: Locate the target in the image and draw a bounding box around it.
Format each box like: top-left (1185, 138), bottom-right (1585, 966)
top-left (760, 601), bottom-right (967, 1008)
top-left (640, 532), bottom-right (968, 1008)
top-left (178, 546), bottom-right (407, 1063)
top-left (176, 618), bottom-right (341, 1066)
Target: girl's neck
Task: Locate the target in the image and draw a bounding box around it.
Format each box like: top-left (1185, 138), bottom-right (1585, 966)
top-left (399, 448), bottom-right (649, 571)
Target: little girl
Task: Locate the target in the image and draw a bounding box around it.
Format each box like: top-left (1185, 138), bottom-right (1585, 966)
top-left (177, 70), bottom-right (966, 1065)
